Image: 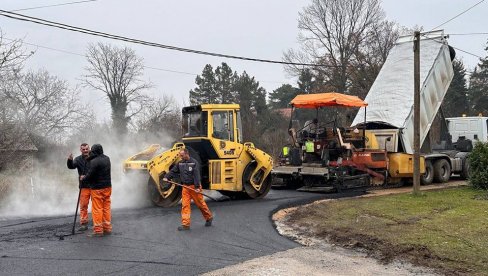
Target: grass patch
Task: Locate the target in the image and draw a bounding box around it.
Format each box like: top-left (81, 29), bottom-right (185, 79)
top-left (288, 187), bottom-right (488, 275)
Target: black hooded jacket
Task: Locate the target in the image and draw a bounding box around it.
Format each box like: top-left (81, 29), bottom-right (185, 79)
top-left (67, 155), bottom-right (90, 189)
top-left (84, 144), bottom-right (111, 190)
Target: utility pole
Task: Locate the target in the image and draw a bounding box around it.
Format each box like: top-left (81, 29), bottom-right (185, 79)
top-left (413, 31), bottom-right (421, 195)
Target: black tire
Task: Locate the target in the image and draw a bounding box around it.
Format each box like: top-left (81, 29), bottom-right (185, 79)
top-left (421, 160), bottom-right (434, 185)
top-left (242, 162), bottom-right (272, 199)
top-left (147, 175), bottom-right (182, 207)
top-left (433, 159), bottom-right (451, 183)
top-left (460, 159), bottom-right (470, 180)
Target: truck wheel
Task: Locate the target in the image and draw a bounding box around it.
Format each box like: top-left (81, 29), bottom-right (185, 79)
top-left (460, 159), bottom-right (470, 180)
top-left (433, 159), bottom-right (451, 183)
top-left (421, 160), bottom-right (434, 185)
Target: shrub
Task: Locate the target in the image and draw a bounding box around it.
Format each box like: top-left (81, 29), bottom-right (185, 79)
top-left (469, 141), bottom-right (488, 189)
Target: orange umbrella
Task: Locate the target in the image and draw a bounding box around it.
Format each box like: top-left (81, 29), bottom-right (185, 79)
top-left (290, 92), bottom-right (367, 108)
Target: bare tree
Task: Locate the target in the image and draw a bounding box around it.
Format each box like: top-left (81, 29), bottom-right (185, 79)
top-left (349, 20), bottom-right (400, 99)
top-left (284, 0), bottom-right (387, 94)
top-left (83, 43), bottom-right (152, 136)
top-left (2, 69), bottom-right (93, 142)
top-left (132, 94), bottom-right (181, 139)
top-left (0, 30), bottom-right (33, 124)
top-left (0, 30), bottom-right (32, 78)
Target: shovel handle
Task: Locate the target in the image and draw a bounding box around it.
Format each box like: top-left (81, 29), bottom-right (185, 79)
top-left (71, 188), bottom-right (82, 235)
top-left (163, 179), bottom-right (219, 202)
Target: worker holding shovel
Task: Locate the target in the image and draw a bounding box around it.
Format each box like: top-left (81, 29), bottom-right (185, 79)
top-left (163, 148), bottom-right (213, 231)
top-left (67, 143), bottom-right (91, 232)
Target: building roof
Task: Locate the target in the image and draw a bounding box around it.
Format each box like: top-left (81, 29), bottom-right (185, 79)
top-left (273, 108), bottom-right (292, 119)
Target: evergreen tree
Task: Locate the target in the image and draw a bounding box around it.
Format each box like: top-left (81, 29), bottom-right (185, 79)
top-left (233, 72), bottom-right (268, 140)
top-left (234, 72), bottom-right (262, 116)
top-left (442, 59), bottom-right (468, 117)
top-left (215, 62), bottom-right (237, 104)
top-left (468, 44), bottom-right (488, 116)
top-left (188, 64), bottom-right (287, 154)
top-left (189, 64), bottom-right (217, 105)
top-left (268, 84), bottom-right (298, 109)
top-left (297, 69), bottom-right (315, 94)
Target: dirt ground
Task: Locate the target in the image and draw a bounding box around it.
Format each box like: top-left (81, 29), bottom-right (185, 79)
top-left (203, 246), bottom-right (437, 276)
top-left (204, 182), bottom-right (467, 275)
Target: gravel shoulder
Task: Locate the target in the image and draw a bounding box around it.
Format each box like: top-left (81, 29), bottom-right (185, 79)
top-left (204, 182), bottom-right (468, 276)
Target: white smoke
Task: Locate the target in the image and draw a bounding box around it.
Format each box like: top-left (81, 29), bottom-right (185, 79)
top-left (0, 129), bottom-right (175, 219)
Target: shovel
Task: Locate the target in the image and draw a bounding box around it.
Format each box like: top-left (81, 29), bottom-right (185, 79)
top-left (162, 179), bottom-right (223, 202)
top-left (54, 188), bottom-right (82, 241)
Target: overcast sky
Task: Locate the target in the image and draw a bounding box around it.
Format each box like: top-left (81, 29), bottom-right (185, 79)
top-left (1, 0), bottom-right (487, 121)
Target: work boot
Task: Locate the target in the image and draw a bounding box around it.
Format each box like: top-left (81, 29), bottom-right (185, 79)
top-left (205, 218), bottom-right (213, 227)
top-left (78, 224), bottom-right (88, 232)
top-left (103, 231), bottom-right (112, 236)
top-left (87, 232), bottom-right (104, 237)
top-left (177, 225), bottom-right (190, 231)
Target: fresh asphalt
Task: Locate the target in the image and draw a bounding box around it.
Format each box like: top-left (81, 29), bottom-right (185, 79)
top-left (0, 189), bottom-right (363, 275)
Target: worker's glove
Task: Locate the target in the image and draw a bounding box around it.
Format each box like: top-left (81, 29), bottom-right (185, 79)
top-left (161, 178), bottom-right (171, 191)
top-left (194, 186), bottom-right (202, 193)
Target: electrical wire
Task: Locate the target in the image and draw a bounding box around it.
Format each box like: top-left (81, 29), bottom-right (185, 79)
top-left (429, 0), bottom-right (485, 31)
top-left (10, 0), bottom-right (97, 12)
top-left (449, 32), bottom-right (488, 36)
top-left (1, 37), bottom-right (201, 75)
top-left (1, 37), bottom-right (293, 84)
top-left (423, 0), bottom-right (487, 60)
top-left (2, 37), bottom-right (199, 75)
top-left (0, 9), bottom-right (332, 68)
top-left (418, 33), bottom-right (485, 60)
top-left (451, 46), bottom-right (484, 59)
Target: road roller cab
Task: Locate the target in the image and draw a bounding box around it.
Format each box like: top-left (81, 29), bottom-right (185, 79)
top-left (124, 104), bottom-right (274, 207)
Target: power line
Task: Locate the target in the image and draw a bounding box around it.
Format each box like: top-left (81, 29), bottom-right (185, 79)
top-left (451, 45), bottom-right (484, 59)
top-left (2, 37), bottom-right (292, 84)
top-left (144, 66), bottom-right (197, 76)
top-left (0, 9), bottom-right (332, 68)
top-left (430, 0), bottom-right (485, 31)
top-left (449, 32), bottom-right (488, 36)
top-left (10, 0), bottom-right (97, 12)
top-left (2, 37), bottom-right (199, 75)
top-left (6, 37), bottom-right (84, 56)
top-left (418, 34), bottom-right (484, 59)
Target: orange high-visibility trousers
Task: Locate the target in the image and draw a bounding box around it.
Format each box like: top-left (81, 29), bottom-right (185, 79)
top-left (79, 188), bottom-right (91, 225)
top-left (181, 185), bottom-right (212, 227)
top-left (91, 187), bottom-right (112, 234)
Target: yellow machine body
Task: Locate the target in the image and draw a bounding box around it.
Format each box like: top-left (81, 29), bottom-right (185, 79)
top-left (388, 153), bottom-right (426, 178)
top-left (123, 104), bottom-right (274, 207)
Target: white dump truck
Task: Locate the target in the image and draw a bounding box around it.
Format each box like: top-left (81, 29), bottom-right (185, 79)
top-left (352, 30), bottom-right (474, 184)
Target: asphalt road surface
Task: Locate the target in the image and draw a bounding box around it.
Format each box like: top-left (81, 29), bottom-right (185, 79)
top-left (0, 189), bottom-right (362, 275)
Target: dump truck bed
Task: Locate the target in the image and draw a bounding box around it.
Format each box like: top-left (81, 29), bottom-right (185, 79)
top-left (352, 30), bottom-right (454, 154)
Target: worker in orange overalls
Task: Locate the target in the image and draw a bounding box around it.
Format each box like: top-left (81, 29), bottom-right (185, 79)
top-left (67, 143), bottom-right (91, 231)
top-left (163, 148), bottom-right (213, 231)
top-left (81, 144), bottom-right (112, 237)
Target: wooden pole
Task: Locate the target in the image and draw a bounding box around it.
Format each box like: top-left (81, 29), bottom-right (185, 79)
top-left (413, 31), bottom-right (421, 195)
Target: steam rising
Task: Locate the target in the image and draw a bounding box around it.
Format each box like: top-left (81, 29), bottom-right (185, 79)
top-left (0, 130), bottom-right (175, 219)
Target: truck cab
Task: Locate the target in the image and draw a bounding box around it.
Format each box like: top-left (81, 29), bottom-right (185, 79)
top-left (447, 116), bottom-right (488, 143)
